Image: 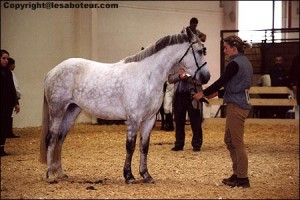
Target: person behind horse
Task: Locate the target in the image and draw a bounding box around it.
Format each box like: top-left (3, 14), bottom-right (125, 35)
top-left (168, 17), bottom-right (209, 152)
top-left (186, 17), bottom-right (206, 42)
top-left (0, 50), bottom-right (20, 156)
top-left (168, 64), bottom-right (209, 152)
top-left (7, 58), bottom-right (21, 138)
top-left (163, 81), bottom-right (174, 131)
top-left (268, 55), bottom-right (291, 118)
top-left (194, 35), bottom-right (253, 188)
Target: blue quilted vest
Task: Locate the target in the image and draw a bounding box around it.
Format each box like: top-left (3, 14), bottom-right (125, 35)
top-left (223, 53), bottom-right (253, 110)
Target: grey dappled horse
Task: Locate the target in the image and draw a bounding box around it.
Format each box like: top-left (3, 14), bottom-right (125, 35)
top-left (40, 28), bottom-right (210, 184)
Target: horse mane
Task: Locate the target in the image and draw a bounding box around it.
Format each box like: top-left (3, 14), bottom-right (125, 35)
top-left (124, 33), bottom-right (190, 63)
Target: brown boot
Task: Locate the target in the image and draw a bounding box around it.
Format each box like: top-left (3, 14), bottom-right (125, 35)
top-left (226, 177), bottom-right (250, 188)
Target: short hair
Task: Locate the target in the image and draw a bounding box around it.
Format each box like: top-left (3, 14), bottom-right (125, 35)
top-left (190, 17), bottom-right (198, 24)
top-left (1, 49), bottom-right (10, 57)
top-left (8, 57), bottom-right (15, 66)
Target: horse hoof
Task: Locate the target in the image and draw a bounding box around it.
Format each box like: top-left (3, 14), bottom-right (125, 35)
top-left (125, 178), bottom-right (136, 184)
top-left (47, 178), bottom-right (58, 184)
top-left (143, 177), bottom-right (154, 184)
top-left (58, 174), bottom-right (68, 180)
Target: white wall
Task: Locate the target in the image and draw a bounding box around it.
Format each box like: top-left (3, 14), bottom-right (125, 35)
top-left (1, 1), bottom-right (224, 127)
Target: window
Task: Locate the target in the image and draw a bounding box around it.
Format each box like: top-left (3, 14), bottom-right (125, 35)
top-left (238, 1), bottom-right (282, 43)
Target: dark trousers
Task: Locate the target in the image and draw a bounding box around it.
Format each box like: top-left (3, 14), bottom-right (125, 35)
top-left (0, 106), bottom-right (13, 147)
top-left (173, 92), bottom-right (203, 148)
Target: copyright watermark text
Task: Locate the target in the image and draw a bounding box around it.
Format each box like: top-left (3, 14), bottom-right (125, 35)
top-left (2, 1), bottom-right (119, 10)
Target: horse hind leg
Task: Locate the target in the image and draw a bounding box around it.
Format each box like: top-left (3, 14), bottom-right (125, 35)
top-left (55, 103), bottom-right (82, 179)
top-left (47, 103), bottom-right (81, 183)
top-left (46, 134), bottom-right (58, 183)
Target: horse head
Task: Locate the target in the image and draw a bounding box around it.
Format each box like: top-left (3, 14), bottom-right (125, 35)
top-left (179, 27), bottom-right (210, 85)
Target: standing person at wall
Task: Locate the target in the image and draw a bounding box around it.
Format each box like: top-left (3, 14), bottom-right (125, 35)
top-left (194, 35), bottom-right (253, 188)
top-left (7, 57), bottom-right (21, 138)
top-left (0, 50), bottom-right (20, 156)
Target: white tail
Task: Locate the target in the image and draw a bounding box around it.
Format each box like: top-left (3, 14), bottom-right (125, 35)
top-left (39, 94), bottom-right (49, 164)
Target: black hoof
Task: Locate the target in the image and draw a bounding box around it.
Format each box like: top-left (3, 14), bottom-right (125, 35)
top-left (143, 177), bottom-right (154, 184)
top-left (125, 178), bottom-right (136, 184)
top-left (47, 178), bottom-right (58, 184)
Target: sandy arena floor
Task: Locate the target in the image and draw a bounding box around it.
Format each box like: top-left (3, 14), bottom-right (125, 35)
top-left (1, 122), bottom-right (299, 199)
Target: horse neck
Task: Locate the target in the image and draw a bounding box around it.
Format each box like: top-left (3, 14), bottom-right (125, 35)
top-left (145, 43), bottom-right (190, 83)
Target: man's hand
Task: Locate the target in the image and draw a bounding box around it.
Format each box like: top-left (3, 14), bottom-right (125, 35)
top-left (14, 104), bottom-right (20, 114)
top-left (179, 69), bottom-right (189, 80)
top-left (193, 91), bottom-right (204, 101)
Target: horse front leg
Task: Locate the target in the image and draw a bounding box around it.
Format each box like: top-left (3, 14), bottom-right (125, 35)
top-left (139, 116), bottom-right (156, 183)
top-left (123, 119), bottom-right (139, 184)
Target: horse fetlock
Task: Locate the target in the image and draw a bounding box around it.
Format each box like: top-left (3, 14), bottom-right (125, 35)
top-left (124, 173), bottom-right (136, 184)
top-left (140, 171), bottom-right (154, 183)
top-left (46, 168), bottom-right (54, 179)
top-left (124, 171), bottom-right (136, 184)
top-left (57, 167), bottom-right (68, 179)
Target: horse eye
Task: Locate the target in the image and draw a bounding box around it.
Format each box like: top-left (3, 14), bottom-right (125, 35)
top-left (198, 47), bottom-right (207, 56)
top-left (199, 47), bottom-right (207, 56)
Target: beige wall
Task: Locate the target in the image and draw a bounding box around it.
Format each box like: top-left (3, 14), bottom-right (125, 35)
top-left (1, 1), bottom-right (225, 127)
top-left (1, 3), bottom-right (78, 127)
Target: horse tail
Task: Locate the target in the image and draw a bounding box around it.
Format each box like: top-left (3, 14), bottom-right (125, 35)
top-left (39, 93), bottom-right (49, 164)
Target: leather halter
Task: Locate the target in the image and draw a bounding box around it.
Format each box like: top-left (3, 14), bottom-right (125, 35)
top-left (178, 41), bottom-right (207, 80)
top-left (178, 41), bottom-right (209, 106)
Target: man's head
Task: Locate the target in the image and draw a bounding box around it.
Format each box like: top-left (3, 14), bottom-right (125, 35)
top-left (189, 17), bottom-right (198, 31)
top-left (275, 56), bottom-right (283, 65)
top-left (8, 57), bottom-right (15, 71)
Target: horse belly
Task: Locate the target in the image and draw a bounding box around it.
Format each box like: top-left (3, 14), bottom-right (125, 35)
top-left (76, 94), bottom-right (126, 120)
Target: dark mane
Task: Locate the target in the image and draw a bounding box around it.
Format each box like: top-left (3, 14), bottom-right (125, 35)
top-left (124, 33), bottom-right (190, 63)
